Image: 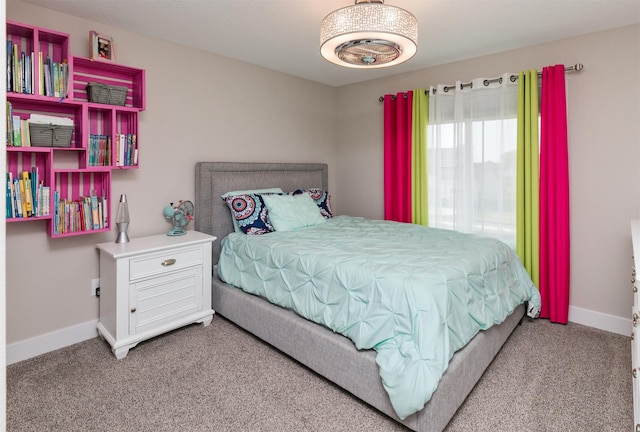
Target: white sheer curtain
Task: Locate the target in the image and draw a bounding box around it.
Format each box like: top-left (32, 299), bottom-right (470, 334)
top-left (428, 73), bottom-right (519, 247)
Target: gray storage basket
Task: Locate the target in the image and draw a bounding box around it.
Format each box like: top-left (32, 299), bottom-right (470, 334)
top-left (86, 81), bottom-right (128, 106)
top-left (29, 123), bottom-right (74, 148)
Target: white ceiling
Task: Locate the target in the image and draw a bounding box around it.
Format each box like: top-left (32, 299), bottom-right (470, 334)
top-left (20, 0), bottom-right (640, 87)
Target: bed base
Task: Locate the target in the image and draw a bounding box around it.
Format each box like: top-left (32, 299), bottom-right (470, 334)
top-left (212, 270), bottom-right (524, 432)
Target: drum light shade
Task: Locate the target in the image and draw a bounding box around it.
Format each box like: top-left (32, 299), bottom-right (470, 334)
top-left (320, 0), bottom-right (417, 68)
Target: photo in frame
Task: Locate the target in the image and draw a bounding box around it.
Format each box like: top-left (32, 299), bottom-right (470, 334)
top-left (90, 31), bottom-right (116, 62)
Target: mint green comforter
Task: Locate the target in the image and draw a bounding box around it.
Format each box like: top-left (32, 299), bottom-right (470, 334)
top-left (218, 216), bottom-right (540, 419)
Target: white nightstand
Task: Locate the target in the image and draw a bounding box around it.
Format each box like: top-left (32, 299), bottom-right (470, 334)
top-left (632, 220), bottom-right (640, 430)
top-left (96, 230), bottom-right (216, 359)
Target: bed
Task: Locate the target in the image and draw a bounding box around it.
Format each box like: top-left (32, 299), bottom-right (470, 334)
top-left (194, 161), bottom-right (538, 432)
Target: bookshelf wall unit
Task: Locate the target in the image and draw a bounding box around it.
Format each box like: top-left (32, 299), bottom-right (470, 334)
top-left (6, 19), bottom-right (146, 238)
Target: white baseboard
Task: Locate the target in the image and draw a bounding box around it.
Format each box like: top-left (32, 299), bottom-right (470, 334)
top-left (7, 320), bottom-right (99, 365)
top-left (568, 305), bottom-right (630, 336)
top-left (4, 306), bottom-right (631, 365)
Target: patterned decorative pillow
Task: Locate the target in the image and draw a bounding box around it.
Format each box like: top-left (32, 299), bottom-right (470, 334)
top-left (223, 193), bottom-right (275, 235)
top-left (221, 188), bottom-right (284, 233)
top-left (292, 188), bottom-right (333, 218)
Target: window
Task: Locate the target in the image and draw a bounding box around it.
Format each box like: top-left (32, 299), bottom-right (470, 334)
top-left (428, 77), bottom-right (518, 246)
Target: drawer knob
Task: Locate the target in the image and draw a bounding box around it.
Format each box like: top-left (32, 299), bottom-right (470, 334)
top-left (131, 307), bottom-right (136, 313)
top-left (634, 368), bottom-right (638, 379)
top-left (161, 258), bottom-right (177, 267)
top-left (634, 313), bottom-right (638, 327)
top-left (635, 285), bottom-right (638, 293)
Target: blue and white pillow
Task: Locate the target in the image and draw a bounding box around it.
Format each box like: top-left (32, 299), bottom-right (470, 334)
top-left (221, 188), bottom-right (283, 233)
top-left (223, 193), bottom-right (275, 235)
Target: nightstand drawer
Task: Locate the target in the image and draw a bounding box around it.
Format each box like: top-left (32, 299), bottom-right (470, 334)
top-left (129, 246), bottom-right (203, 281)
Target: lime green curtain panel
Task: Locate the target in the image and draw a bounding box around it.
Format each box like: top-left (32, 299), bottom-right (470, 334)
top-left (516, 69), bottom-right (540, 288)
top-left (412, 89), bottom-right (429, 226)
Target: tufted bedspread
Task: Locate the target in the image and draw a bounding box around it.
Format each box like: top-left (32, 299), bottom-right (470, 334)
top-left (218, 215), bottom-right (540, 419)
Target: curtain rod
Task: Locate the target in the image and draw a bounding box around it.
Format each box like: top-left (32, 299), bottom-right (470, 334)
top-left (378, 63), bottom-right (583, 102)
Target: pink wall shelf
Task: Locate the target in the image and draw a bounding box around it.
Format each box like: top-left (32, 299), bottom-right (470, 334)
top-left (5, 20), bottom-right (145, 238)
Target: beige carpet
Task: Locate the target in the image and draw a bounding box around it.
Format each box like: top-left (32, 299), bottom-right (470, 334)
top-left (7, 316), bottom-right (632, 431)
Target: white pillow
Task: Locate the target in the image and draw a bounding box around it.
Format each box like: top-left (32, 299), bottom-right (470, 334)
top-left (262, 193), bottom-right (325, 232)
top-left (221, 188), bottom-right (284, 232)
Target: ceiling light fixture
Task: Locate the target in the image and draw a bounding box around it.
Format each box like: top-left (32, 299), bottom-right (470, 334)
top-left (320, 0), bottom-right (418, 68)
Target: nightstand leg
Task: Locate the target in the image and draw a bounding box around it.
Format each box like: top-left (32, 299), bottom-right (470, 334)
top-left (113, 346), bottom-right (130, 360)
top-left (200, 314), bottom-right (214, 327)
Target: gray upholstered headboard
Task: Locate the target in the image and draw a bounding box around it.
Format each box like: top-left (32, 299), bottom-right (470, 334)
top-left (194, 162), bottom-right (329, 264)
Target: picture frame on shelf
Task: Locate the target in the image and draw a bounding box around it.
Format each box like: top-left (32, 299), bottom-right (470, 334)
top-left (90, 31), bottom-right (116, 62)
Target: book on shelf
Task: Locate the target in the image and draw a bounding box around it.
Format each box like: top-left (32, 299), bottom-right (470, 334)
top-left (14, 178), bottom-right (23, 218)
top-left (132, 134), bottom-right (138, 165)
top-left (6, 173), bottom-right (14, 217)
top-left (53, 190), bottom-right (60, 234)
top-left (38, 51), bottom-right (43, 96)
top-left (22, 171), bottom-right (33, 217)
top-left (82, 197), bottom-right (91, 231)
top-left (119, 133), bottom-right (125, 166)
top-left (90, 195), bottom-right (100, 230)
top-left (20, 117), bottom-right (29, 146)
top-left (6, 101), bottom-right (13, 146)
top-left (52, 61), bottom-right (59, 97)
top-left (41, 186), bottom-right (50, 218)
top-left (30, 167), bottom-right (39, 216)
top-left (81, 201), bottom-right (88, 230)
top-left (17, 178), bottom-right (26, 217)
top-left (20, 174), bottom-right (30, 217)
top-left (64, 199), bottom-right (70, 233)
top-left (89, 134), bottom-right (96, 165)
top-left (20, 51), bottom-right (25, 93)
top-left (31, 51), bottom-right (35, 95)
top-left (6, 40), bottom-right (12, 91)
top-left (12, 115), bottom-right (21, 146)
top-left (43, 62), bottom-right (51, 96)
top-left (101, 196), bottom-right (108, 228)
top-left (60, 60), bottom-right (69, 100)
top-left (24, 52), bottom-right (31, 94)
top-left (12, 47), bottom-right (17, 91)
top-left (97, 199), bottom-right (103, 230)
top-left (12, 43), bottom-right (19, 93)
top-left (106, 136), bottom-right (111, 165)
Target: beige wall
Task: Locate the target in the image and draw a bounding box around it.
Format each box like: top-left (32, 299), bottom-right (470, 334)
top-left (5, 1), bottom-right (640, 348)
top-left (5, 1), bottom-right (337, 344)
top-left (335, 25), bottom-right (640, 323)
